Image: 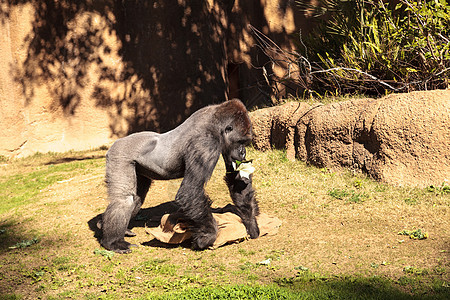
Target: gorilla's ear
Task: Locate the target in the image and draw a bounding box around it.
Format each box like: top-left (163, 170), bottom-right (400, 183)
top-left (225, 125), bottom-right (233, 133)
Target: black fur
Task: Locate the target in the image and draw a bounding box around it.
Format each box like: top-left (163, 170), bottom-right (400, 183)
top-left (99, 99), bottom-right (257, 253)
top-left (224, 167), bottom-right (260, 239)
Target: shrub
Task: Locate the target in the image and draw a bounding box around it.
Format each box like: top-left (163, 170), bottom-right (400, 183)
top-left (291, 0), bottom-right (450, 96)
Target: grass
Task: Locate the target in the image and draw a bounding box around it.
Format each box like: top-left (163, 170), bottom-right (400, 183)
top-left (0, 150), bottom-right (105, 214)
top-left (0, 148), bottom-right (449, 299)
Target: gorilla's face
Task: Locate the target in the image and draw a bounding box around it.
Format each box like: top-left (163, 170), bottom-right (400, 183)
top-left (230, 143), bottom-right (247, 162)
top-left (222, 124), bottom-right (252, 163)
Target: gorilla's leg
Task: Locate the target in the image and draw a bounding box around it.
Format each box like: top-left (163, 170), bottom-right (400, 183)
top-left (175, 185), bottom-right (218, 250)
top-left (101, 196), bottom-right (135, 253)
top-left (190, 204), bottom-right (218, 250)
top-left (101, 161), bottom-right (139, 253)
top-left (172, 149), bottom-right (221, 250)
top-left (126, 175), bottom-right (151, 237)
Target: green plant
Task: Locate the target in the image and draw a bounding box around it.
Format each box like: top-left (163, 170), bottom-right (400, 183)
top-left (94, 249), bottom-right (115, 260)
top-left (238, 249), bottom-right (256, 256)
top-left (353, 179), bottom-right (363, 189)
top-left (23, 266), bottom-right (49, 283)
top-left (398, 228), bottom-right (428, 240)
top-left (427, 183), bottom-right (450, 195)
top-left (328, 188), bottom-right (350, 200)
top-left (348, 191), bottom-right (367, 203)
top-left (9, 238), bottom-right (39, 249)
top-left (404, 197), bottom-right (418, 205)
top-left (265, 250), bottom-right (285, 261)
top-left (404, 266), bottom-right (429, 275)
top-left (328, 188), bottom-right (367, 202)
top-left (295, 0), bottom-right (450, 96)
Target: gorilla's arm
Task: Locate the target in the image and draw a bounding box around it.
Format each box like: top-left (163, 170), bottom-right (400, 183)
top-left (174, 136), bottom-right (222, 249)
top-left (224, 170), bottom-right (260, 239)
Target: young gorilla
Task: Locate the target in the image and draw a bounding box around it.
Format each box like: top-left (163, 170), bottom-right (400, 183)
top-left (100, 99), bottom-right (259, 253)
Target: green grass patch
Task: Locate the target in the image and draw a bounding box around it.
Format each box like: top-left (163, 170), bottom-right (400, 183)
top-left (328, 188), bottom-right (368, 203)
top-left (426, 184), bottom-right (450, 195)
top-left (134, 259), bottom-right (179, 276)
top-left (146, 284), bottom-right (299, 299)
top-left (328, 188), bottom-right (350, 200)
top-left (274, 272), bottom-right (449, 300)
top-left (140, 274), bottom-right (449, 300)
top-left (0, 158), bottom-right (103, 213)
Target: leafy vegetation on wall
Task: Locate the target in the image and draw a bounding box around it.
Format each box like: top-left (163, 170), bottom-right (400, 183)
top-left (260, 0), bottom-right (450, 97)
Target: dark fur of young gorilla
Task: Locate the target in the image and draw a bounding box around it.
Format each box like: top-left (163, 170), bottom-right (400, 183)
top-left (99, 99), bottom-right (259, 253)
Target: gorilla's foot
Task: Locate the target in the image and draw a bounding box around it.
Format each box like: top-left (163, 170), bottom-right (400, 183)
top-left (125, 229), bottom-right (136, 237)
top-left (191, 222), bottom-right (218, 250)
top-left (192, 232), bottom-right (217, 250)
top-left (114, 248), bottom-right (132, 254)
top-left (101, 239), bottom-right (133, 254)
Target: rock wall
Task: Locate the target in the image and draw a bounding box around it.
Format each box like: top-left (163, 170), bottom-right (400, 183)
top-left (250, 90), bottom-right (450, 187)
top-left (0, 0), bottom-right (306, 158)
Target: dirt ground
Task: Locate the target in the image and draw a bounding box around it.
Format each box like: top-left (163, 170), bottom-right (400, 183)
top-left (0, 149), bottom-right (449, 298)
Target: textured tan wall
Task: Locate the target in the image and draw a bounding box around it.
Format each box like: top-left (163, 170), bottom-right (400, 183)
top-left (1, 3), bottom-right (117, 157)
top-left (0, 0), bottom-right (304, 158)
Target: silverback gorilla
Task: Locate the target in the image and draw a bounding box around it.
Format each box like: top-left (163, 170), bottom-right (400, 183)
top-left (100, 99), bottom-right (260, 253)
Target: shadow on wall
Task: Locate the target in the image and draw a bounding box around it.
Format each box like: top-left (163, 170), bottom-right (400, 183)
top-left (1, 0), bottom-right (307, 135)
top-left (225, 0), bottom-right (313, 107)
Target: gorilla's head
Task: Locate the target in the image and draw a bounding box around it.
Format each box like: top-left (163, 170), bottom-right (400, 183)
top-left (214, 99), bottom-right (252, 164)
top-left (223, 123), bottom-right (251, 162)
